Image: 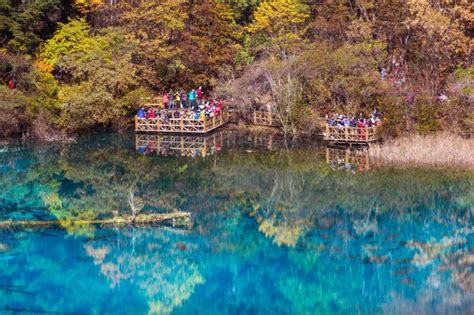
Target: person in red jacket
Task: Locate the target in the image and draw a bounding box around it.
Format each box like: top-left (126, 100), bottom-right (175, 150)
top-left (8, 80), bottom-right (15, 89)
top-left (148, 108), bottom-right (155, 119)
top-left (197, 86), bottom-right (203, 105)
top-left (357, 118), bottom-right (365, 140)
top-left (215, 102), bottom-right (223, 115)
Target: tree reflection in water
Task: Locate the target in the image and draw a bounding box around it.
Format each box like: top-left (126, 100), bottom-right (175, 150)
top-left (84, 228), bottom-right (204, 315)
top-left (0, 131), bottom-right (472, 314)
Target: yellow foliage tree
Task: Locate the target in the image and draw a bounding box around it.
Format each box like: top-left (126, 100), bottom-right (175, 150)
top-left (247, 0), bottom-right (310, 58)
top-left (119, 0), bottom-right (188, 87)
top-left (73, 0), bottom-right (103, 13)
top-left (404, 0), bottom-right (471, 93)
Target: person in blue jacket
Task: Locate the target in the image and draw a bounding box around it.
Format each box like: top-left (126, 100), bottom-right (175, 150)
top-left (137, 107), bottom-right (146, 118)
top-left (188, 89), bottom-right (196, 109)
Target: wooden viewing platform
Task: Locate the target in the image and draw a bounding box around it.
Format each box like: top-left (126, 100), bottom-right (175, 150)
top-left (323, 124), bottom-right (379, 144)
top-left (135, 110), bottom-right (228, 134)
top-left (253, 110), bottom-right (279, 127)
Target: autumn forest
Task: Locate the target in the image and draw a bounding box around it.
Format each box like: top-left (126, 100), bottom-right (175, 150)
top-left (0, 0), bottom-right (472, 139)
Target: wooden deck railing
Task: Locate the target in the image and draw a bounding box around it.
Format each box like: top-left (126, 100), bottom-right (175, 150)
top-left (323, 124), bottom-right (379, 143)
top-left (253, 110), bottom-right (279, 127)
top-left (135, 111), bottom-right (228, 134)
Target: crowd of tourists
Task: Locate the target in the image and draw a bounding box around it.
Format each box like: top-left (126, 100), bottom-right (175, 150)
top-left (161, 87), bottom-right (205, 109)
top-left (325, 109), bottom-right (382, 128)
top-left (136, 86), bottom-right (224, 121)
top-left (380, 57), bottom-right (406, 87)
top-left (137, 101), bottom-right (223, 121)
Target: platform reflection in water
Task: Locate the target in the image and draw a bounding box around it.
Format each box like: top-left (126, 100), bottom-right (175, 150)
top-left (325, 147), bottom-right (370, 171)
top-left (136, 130), bottom-right (284, 157)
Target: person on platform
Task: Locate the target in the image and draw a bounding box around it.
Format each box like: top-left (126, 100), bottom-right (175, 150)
top-left (180, 89), bottom-right (187, 108)
top-left (162, 92), bottom-right (169, 109)
top-left (197, 86), bottom-right (203, 105)
top-left (175, 91), bottom-right (181, 108)
top-left (137, 107), bottom-right (146, 118)
top-left (188, 89), bottom-right (196, 109)
top-left (169, 89), bottom-right (174, 109)
top-left (148, 108), bottom-right (155, 119)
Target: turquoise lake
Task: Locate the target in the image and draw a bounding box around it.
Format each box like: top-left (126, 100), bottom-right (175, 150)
top-left (0, 130), bottom-right (472, 314)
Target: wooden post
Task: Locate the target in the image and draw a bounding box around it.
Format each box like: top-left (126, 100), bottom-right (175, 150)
top-left (325, 124), bottom-right (329, 140)
top-left (213, 115), bottom-right (216, 129)
top-left (156, 118), bottom-right (160, 132)
top-left (365, 125), bottom-right (369, 141)
top-left (325, 147), bottom-right (330, 163)
top-left (180, 116), bottom-right (184, 132)
top-left (345, 127), bottom-right (349, 141)
top-left (268, 110), bottom-right (272, 126)
top-left (203, 116), bottom-right (207, 132)
top-left (135, 116), bottom-right (138, 131)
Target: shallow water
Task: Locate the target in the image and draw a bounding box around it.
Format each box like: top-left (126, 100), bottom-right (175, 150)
top-left (0, 130), bottom-right (473, 315)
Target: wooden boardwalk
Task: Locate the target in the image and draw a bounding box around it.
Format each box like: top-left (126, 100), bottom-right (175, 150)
top-left (135, 111), bottom-right (228, 134)
top-left (322, 124), bottom-right (379, 144)
top-left (253, 110), bottom-right (279, 127)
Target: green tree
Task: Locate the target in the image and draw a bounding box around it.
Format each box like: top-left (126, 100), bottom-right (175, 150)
top-left (0, 52), bottom-right (61, 137)
top-left (1, 0), bottom-right (65, 53)
top-left (0, 85), bottom-right (30, 137)
top-left (222, 0), bottom-right (260, 24)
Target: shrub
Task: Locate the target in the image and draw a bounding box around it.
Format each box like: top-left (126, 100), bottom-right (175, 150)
top-left (0, 86), bottom-right (31, 137)
top-left (414, 98), bottom-right (439, 134)
top-left (377, 94), bottom-right (406, 137)
top-left (59, 83), bottom-right (114, 132)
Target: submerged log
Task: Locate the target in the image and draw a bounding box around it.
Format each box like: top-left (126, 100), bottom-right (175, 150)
top-left (0, 212), bottom-right (192, 229)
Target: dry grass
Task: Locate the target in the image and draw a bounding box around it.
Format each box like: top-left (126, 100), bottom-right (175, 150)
top-left (369, 133), bottom-right (474, 169)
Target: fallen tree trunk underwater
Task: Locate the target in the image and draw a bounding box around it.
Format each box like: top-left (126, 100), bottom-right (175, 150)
top-left (0, 212), bottom-right (192, 229)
